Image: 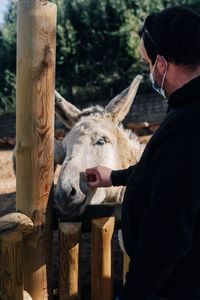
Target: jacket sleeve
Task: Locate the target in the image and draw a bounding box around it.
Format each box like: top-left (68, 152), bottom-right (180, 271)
top-left (119, 136), bottom-right (200, 300)
top-left (111, 164), bottom-right (138, 186)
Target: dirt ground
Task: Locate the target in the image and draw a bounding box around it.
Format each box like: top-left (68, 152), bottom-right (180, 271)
top-left (0, 149), bottom-right (16, 216)
top-left (0, 149), bottom-right (61, 217)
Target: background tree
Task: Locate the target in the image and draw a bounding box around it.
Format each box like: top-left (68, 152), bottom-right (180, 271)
top-left (0, 0), bottom-right (200, 113)
top-left (0, 0), bottom-right (16, 114)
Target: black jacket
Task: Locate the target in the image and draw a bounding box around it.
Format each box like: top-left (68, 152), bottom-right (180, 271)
top-left (111, 76), bottom-right (200, 300)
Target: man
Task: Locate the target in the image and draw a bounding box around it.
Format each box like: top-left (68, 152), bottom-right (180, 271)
top-left (84, 6), bottom-right (200, 300)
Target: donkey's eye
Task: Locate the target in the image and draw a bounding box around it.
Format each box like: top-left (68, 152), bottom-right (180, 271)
top-left (95, 137), bottom-right (107, 145)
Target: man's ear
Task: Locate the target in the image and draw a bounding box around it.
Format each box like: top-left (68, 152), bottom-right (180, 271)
top-left (157, 55), bottom-right (168, 75)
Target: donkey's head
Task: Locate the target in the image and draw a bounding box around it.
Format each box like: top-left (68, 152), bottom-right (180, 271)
top-left (55, 75), bottom-right (143, 217)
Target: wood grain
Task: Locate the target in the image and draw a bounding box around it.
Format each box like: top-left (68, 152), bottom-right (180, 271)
top-left (16, 1), bottom-right (57, 299)
top-left (0, 231), bottom-right (24, 300)
top-left (91, 217), bottom-right (115, 300)
top-left (59, 222), bottom-right (82, 300)
top-left (0, 212), bottom-right (33, 238)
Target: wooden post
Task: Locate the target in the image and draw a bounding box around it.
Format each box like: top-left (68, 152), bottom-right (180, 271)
top-left (123, 251), bottom-right (130, 284)
top-left (91, 217), bottom-right (115, 300)
top-left (16, 1), bottom-right (57, 299)
top-left (59, 222), bottom-right (82, 300)
top-left (0, 231), bottom-right (24, 300)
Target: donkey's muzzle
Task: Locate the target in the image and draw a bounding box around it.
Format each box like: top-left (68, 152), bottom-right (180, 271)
top-left (55, 182), bottom-right (87, 217)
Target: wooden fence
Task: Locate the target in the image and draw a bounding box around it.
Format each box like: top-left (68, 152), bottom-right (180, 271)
top-left (0, 207), bottom-right (129, 300)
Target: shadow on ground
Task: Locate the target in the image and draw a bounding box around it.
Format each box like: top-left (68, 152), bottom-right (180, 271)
top-left (0, 192), bottom-right (16, 217)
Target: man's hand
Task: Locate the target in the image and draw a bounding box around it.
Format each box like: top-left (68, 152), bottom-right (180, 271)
top-left (84, 166), bottom-right (112, 188)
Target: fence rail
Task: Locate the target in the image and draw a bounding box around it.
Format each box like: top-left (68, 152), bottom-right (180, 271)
top-left (0, 208), bottom-right (129, 300)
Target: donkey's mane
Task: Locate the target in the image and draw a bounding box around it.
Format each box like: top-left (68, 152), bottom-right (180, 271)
top-left (78, 105), bottom-right (104, 118)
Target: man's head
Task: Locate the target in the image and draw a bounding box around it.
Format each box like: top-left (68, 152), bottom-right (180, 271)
top-left (139, 6), bottom-right (200, 98)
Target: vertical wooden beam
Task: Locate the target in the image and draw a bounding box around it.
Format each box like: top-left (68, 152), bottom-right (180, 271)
top-left (123, 251), bottom-right (130, 284)
top-left (59, 222), bottom-right (82, 300)
top-left (0, 231), bottom-right (24, 300)
top-left (16, 1), bottom-right (57, 299)
top-left (91, 217), bottom-right (115, 300)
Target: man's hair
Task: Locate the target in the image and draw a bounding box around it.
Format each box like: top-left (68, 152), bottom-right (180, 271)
top-left (139, 6), bottom-right (200, 66)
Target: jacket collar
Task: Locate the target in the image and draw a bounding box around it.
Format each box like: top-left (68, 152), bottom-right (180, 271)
top-left (168, 75), bottom-right (200, 112)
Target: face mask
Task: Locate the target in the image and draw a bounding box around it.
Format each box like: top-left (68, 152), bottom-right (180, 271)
top-left (150, 56), bottom-right (168, 99)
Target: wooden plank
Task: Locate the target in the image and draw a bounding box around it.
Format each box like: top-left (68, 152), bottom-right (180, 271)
top-left (55, 203), bottom-right (122, 232)
top-left (16, 1), bottom-right (57, 299)
top-left (0, 212), bottom-right (33, 238)
top-left (91, 217), bottom-right (115, 300)
top-left (59, 222), bottom-right (82, 300)
top-left (0, 231), bottom-right (24, 300)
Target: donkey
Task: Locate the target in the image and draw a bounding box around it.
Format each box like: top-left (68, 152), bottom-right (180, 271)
top-left (54, 75), bottom-right (145, 218)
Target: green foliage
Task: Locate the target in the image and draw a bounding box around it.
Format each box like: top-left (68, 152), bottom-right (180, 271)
top-left (52, 0), bottom-right (200, 102)
top-left (0, 0), bottom-right (16, 114)
top-left (0, 69), bottom-right (16, 114)
top-left (0, 0), bottom-right (200, 113)
top-left (54, 0), bottom-right (136, 100)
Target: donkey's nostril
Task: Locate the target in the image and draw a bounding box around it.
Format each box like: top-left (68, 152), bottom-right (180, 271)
top-left (70, 187), bottom-right (76, 197)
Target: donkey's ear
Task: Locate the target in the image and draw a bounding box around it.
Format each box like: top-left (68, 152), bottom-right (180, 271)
top-left (55, 90), bottom-right (81, 128)
top-left (105, 75), bottom-right (142, 123)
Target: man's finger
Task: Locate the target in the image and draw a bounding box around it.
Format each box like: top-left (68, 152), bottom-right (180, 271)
top-left (84, 172), bottom-right (88, 181)
top-left (88, 180), bottom-right (99, 188)
top-left (84, 171), bottom-right (97, 182)
top-left (88, 174), bottom-right (97, 182)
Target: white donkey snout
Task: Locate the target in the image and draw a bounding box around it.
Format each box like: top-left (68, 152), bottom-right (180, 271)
top-left (55, 173), bottom-right (88, 217)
